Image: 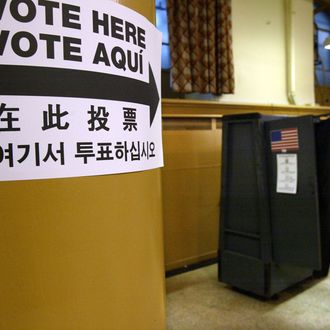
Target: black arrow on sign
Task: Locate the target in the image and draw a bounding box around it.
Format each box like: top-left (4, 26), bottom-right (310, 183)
top-left (0, 64), bottom-right (160, 127)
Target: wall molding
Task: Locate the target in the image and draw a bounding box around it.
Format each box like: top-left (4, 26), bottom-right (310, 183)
top-left (162, 98), bottom-right (330, 118)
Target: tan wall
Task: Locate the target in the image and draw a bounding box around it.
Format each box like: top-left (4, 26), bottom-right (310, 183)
top-left (0, 1), bottom-right (166, 330)
top-left (292, 0), bottom-right (314, 105)
top-left (219, 0), bottom-right (314, 105)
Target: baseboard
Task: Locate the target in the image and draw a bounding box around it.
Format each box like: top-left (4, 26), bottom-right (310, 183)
top-left (165, 257), bottom-right (218, 278)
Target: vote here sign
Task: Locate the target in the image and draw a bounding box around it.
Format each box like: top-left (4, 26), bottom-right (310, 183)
top-left (0, 0), bottom-right (163, 181)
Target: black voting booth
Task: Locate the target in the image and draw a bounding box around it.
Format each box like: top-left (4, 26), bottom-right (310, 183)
top-left (218, 113), bottom-right (330, 298)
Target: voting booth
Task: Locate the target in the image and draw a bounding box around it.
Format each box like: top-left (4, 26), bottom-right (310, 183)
top-left (218, 113), bottom-right (330, 298)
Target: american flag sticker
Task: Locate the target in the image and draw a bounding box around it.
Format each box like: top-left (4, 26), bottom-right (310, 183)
top-left (270, 127), bottom-right (299, 152)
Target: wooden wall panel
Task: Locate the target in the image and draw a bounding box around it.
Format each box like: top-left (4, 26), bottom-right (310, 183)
top-left (162, 117), bottom-right (221, 270)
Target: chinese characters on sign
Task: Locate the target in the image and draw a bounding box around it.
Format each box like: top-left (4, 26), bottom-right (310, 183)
top-left (0, 103), bottom-right (20, 132)
top-left (0, 101), bottom-right (155, 168)
top-left (0, 96), bottom-right (160, 180)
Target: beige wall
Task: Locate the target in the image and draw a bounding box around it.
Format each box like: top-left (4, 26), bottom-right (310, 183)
top-left (0, 1), bottom-right (166, 330)
top-left (293, 0), bottom-right (314, 105)
top-left (220, 0), bottom-right (314, 105)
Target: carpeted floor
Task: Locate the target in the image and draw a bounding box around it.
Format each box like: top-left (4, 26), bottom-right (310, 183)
top-left (166, 264), bottom-right (330, 329)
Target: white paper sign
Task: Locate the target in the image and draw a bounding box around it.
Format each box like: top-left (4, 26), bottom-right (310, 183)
top-left (276, 154), bottom-right (298, 194)
top-left (0, 0), bottom-right (163, 181)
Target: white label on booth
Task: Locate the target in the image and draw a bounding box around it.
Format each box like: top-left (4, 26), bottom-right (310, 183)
top-left (0, 0), bottom-right (163, 181)
top-left (276, 154), bottom-right (298, 194)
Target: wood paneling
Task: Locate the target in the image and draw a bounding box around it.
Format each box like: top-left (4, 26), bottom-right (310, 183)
top-left (162, 117), bottom-right (221, 270)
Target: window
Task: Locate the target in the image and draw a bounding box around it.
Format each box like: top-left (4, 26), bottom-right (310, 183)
top-left (314, 11), bottom-right (330, 86)
top-left (156, 0), bottom-right (171, 70)
top-left (155, 0), bottom-right (234, 100)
